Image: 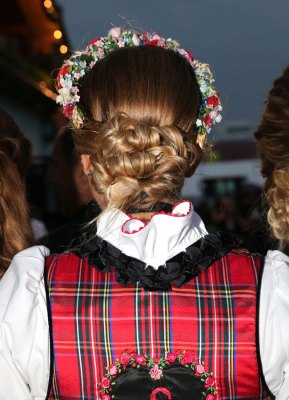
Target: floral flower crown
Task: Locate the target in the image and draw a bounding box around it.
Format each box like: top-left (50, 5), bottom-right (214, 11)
top-left (56, 27), bottom-right (222, 134)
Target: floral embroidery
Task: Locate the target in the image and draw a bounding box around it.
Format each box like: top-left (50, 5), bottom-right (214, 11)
top-left (150, 364), bottom-right (163, 380)
top-left (98, 350), bottom-right (218, 399)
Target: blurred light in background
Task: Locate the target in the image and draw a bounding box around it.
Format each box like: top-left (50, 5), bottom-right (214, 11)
top-left (59, 44), bottom-right (68, 54)
top-left (44, 0), bottom-right (53, 8)
top-left (54, 29), bottom-right (62, 39)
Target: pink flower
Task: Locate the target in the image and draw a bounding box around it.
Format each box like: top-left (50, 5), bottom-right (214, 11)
top-left (205, 376), bottom-right (215, 387)
top-left (120, 353), bottom-right (130, 365)
top-left (70, 86), bottom-right (79, 94)
top-left (135, 354), bottom-right (146, 365)
top-left (117, 39), bottom-right (125, 48)
top-left (108, 27), bottom-right (122, 38)
top-left (194, 363), bottom-right (205, 376)
top-left (206, 394), bottom-right (216, 400)
top-left (166, 353), bottom-right (177, 363)
top-left (150, 364), bottom-right (163, 380)
top-left (96, 40), bottom-right (103, 47)
top-left (98, 48), bottom-right (105, 56)
top-left (180, 353), bottom-right (194, 365)
top-left (101, 395), bottom-right (111, 400)
top-left (101, 377), bottom-right (111, 388)
top-left (108, 364), bottom-right (118, 375)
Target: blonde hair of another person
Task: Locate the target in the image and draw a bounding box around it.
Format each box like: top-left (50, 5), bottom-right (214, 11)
top-left (0, 108), bottom-right (34, 276)
top-left (255, 66), bottom-right (289, 249)
top-left (72, 45), bottom-right (210, 212)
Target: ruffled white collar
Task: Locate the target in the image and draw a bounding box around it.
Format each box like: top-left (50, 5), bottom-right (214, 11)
top-left (96, 200), bottom-right (208, 269)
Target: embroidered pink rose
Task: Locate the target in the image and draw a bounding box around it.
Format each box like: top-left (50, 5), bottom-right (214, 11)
top-left (108, 363), bottom-right (118, 375)
top-left (135, 354), bottom-right (146, 365)
top-left (120, 353), bottom-right (130, 365)
top-left (101, 395), bottom-right (111, 400)
top-left (180, 352), bottom-right (194, 365)
top-left (205, 376), bottom-right (215, 387)
top-left (166, 352), bottom-right (177, 363)
top-left (206, 394), bottom-right (216, 400)
top-left (194, 363), bottom-right (205, 376)
top-left (150, 364), bottom-right (163, 380)
top-left (101, 377), bottom-right (111, 388)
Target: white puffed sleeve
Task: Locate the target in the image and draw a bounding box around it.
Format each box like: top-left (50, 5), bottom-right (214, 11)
top-left (259, 250), bottom-right (289, 400)
top-left (0, 245), bottom-right (50, 400)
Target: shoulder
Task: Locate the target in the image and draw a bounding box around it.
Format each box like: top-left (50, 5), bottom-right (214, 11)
top-left (0, 245), bottom-right (50, 325)
top-left (1, 245), bottom-right (49, 283)
top-left (263, 249), bottom-right (289, 287)
top-left (265, 249), bottom-right (289, 267)
top-left (259, 250), bottom-right (289, 396)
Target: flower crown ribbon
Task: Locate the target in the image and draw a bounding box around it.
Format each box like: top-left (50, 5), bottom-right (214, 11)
top-left (56, 27), bottom-right (222, 133)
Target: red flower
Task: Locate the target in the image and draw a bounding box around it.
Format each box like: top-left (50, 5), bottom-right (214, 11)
top-left (180, 353), bottom-right (194, 365)
top-left (64, 104), bottom-right (74, 119)
top-left (203, 114), bottom-right (214, 128)
top-left (57, 65), bottom-right (70, 88)
top-left (145, 39), bottom-right (159, 47)
top-left (120, 353), bottom-right (130, 365)
top-left (135, 354), bottom-right (146, 365)
top-left (194, 363), bottom-right (205, 376)
top-left (88, 37), bottom-right (101, 46)
top-left (206, 394), bottom-right (216, 400)
top-left (166, 353), bottom-right (177, 363)
top-left (185, 49), bottom-right (194, 60)
top-left (108, 363), bottom-right (118, 375)
top-left (207, 95), bottom-right (219, 108)
top-left (101, 377), bottom-right (111, 389)
top-left (205, 376), bottom-right (215, 387)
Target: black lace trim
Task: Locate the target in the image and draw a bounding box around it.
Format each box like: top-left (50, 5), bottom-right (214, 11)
top-left (74, 232), bottom-right (239, 291)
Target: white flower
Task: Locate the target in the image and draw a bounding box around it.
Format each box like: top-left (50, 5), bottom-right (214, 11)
top-left (59, 76), bottom-right (72, 89)
top-left (132, 34), bottom-right (140, 46)
top-left (215, 113), bottom-right (222, 123)
top-left (56, 87), bottom-right (71, 105)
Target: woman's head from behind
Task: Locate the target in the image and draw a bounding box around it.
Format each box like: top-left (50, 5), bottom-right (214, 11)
top-left (0, 108), bottom-right (34, 275)
top-left (255, 66), bottom-right (289, 248)
top-left (57, 29), bottom-right (222, 210)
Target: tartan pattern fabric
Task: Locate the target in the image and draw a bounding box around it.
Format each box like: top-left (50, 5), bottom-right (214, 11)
top-left (45, 248), bottom-right (272, 400)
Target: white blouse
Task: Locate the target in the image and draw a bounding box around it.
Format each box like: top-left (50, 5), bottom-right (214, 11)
top-left (0, 203), bottom-right (289, 399)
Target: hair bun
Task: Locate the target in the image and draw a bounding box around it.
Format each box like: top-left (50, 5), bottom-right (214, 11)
top-left (102, 114), bottom-right (165, 180)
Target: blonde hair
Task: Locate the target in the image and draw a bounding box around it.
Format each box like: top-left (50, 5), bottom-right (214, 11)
top-left (255, 66), bottom-right (289, 247)
top-left (0, 109), bottom-right (34, 275)
top-left (73, 45), bottom-right (209, 210)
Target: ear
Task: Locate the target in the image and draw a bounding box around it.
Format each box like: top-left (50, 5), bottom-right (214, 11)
top-left (81, 154), bottom-right (93, 175)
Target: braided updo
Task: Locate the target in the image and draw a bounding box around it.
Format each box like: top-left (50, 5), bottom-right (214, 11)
top-left (73, 45), bottom-right (207, 210)
top-left (255, 66), bottom-right (289, 247)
